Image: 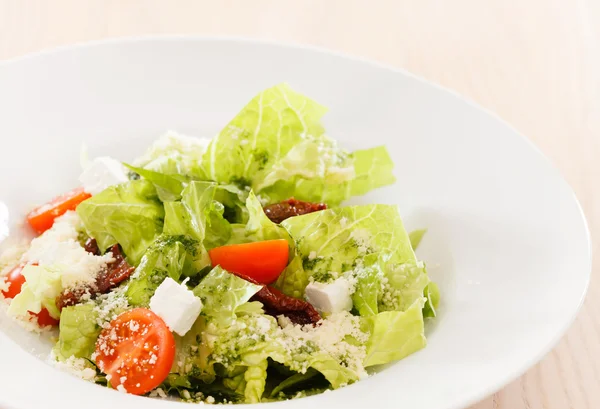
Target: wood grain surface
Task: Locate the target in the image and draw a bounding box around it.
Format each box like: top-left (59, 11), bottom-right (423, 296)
top-left (0, 1), bottom-right (598, 408)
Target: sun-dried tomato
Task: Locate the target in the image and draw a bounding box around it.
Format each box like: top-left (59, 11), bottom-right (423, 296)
top-left (253, 285), bottom-right (321, 326)
top-left (95, 245), bottom-right (135, 293)
top-left (56, 243), bottom-right (135, 310)
top-left (263, 198), bottom-right (327, 224)
top-left (236, 272), bottom-right (321, 325)
top-left (83, 237), bottom-right (100, 255)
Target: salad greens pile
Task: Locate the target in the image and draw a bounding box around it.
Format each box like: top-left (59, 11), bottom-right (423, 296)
top-left (7, 83), bottom-right (438, 404)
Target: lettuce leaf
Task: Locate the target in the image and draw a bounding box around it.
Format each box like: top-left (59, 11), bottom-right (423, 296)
top-left (276, 204), bottom-right (416, 298)
top-left (133, 131), bottom-right (210, 177)
top-left (54, 303), bottom-right (101, 360)
top-left (243, 361), bottom-right (269, 403)
top-left (423, 281), bottom-right (440, 318)
top-left (199, 83), bottom-right (394, 205)
top-left (350, 254), bottom-right (381, 316)
top-left (126, 235), bottom-right (199, 306)
top-left (307, 354), bottom-right (357, 389)
top-left (8, 265), bottom-right (62, 319)
top-left (124, 164), bottom-right (188, 202)
top-left (170, 316), bottom-right (216, 383)
top-left (380, 262), bottom-right (430, 312)
top-left (409, 229), bottom-right (427, 250)
top-left (163, 181), bottom-right (232, 250)
top-left (199, 83), bottom-right (327, 187)
top-left (171, 272), bottom-right (265, 388)
top-left (363, 298), bottom-right (427, 367)
top-left (227, 191), bottom-right (290, 245)
top-left (192, 266), bottom-right (262, 326)
top-left (257, 142), bottom-right (395, 205)
top-left (270, 369), bottom-right (320, 397)
top-left (77, 179), bottom-right (164, 264)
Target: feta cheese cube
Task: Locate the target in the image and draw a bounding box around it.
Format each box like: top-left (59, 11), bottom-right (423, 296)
top-left (79, 156), bottom-right (129, 195)
top-left (305, 277), bottom-right (354, 314)
top-left (149, 278), bottom-right (203, 336)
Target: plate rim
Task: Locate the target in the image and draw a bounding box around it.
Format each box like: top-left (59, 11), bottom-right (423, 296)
top-left (0, 35), bottom-right (592, 409)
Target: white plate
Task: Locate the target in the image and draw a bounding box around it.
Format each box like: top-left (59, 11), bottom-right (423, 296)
top-left (0, 38), bottom-right (591, 409)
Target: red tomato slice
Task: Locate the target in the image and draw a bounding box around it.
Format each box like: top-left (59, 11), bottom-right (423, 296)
top-left (95, 308), bottom-right (175, 395)
top-left (34, 308), bottom-right (59, 326)
top-left (1, 264), bottom-right (59, 326)
top-left (1, 264), bottom-right (27, 299)
top-left (208, 239), bottom-right (289, 284)
top-left (27, 187), bottom-right (92, 234)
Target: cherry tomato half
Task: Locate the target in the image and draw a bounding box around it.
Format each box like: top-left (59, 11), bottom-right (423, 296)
top-left (94, 308), bottom-right (176, 395)
top-left (27, 187), bottom-right (91, 234)
top-left (209, 239), bottom-right (289, 284)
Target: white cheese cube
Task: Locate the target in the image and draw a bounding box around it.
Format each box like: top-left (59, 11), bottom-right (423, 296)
top-left (149, 277), bottom-right (203, 336)
top-left (79, 156), bottom-right (129, 195)
top-left (305, 277), bottom-right (353, 314)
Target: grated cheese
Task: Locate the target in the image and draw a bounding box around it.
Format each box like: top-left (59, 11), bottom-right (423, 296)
top-left (211, 310), bottom-right (369, 379)
top-left (93, 286), bottom-right (130, 328)
top-left (349, 228), bottom-right (374, 255)
top-left (277, 311), bottom-right (369, 378)
top-left (0, 300), bottom-right (52, 333)
top-left (22, 211), bottom-right (114, 289)
top-left (150, 388), bottom-right (168, 398)
top-left (50, 354), bottom-right (97, 382)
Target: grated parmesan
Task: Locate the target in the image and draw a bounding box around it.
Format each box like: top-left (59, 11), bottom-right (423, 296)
top-left (349, 228), bottom-right (374, 255)
top-left (211, 310), bottom-right (369, 379)
top-left (93, 286), bottom-right (130, 328)
top-left (49, 354), bottom-right (97, 382)
top-left (21, 211), bottom-right (114, 290)
top-left (277, 311), bottom-right (369, 378)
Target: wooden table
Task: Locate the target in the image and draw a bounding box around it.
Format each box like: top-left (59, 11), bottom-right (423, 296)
top-left (0, 1), bottom-right (598, 408)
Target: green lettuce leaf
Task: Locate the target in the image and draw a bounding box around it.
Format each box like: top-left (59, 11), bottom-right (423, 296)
top-left (124, 164), bottom-right (188, 202)
top-left (243, 360), bottom-right (269, 403)
top-left (227, 191), bottom-right (290, 245)
top-left (270, 369), bottom-right (320, 397)
top-left (349, 146), bottom-right (396, 198)
top-left (199, 83), bottom-right (327, 186)
top-left (423, 281), bottom-right (440, 318)
top-left (379, 262), bottom-right (430, 312)
top-left (170, 269), bottom-right (263, 386)
top-left (54, 303), bottom-right (101, 360)
top-left (235, 301), bottom-right (265, 316)
top-left (363, 297), bottom-right (427, 367)
top-left (307, 354), bottom-right (357, 389)
top-left (170, 316), bottom-right (216, 383)
top-left (198, 83), bottom-right (394, 205)
top-left (126, 235), bottom-right (199, 306)
top-left (77, 179), bottom-right (164, 264)
top-left (211, 184), bottom-right (249, 224)
top-left (163, 181), bottom-right (232, 250)
top-left (351, 254), bottom-right (382, 316)
top-left (192, 266), bottom-right (263, 326)
top-left (409, 229), bottom-right (427, 250)
top-left (276, 204), bottom-right (416, 298)
top-left (257, 142), bottom-right (395, 205)
top-left (8, 265), bottom-right (62, 319)
top-left (133, 131), bottom-right (210, 177)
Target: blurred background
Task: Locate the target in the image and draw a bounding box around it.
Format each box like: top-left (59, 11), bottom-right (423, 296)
top-left (0, 1), bottom-right (598, 408)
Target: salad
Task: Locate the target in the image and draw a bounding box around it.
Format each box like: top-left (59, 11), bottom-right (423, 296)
top-left (0, 84), bottom-right (439, 404)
